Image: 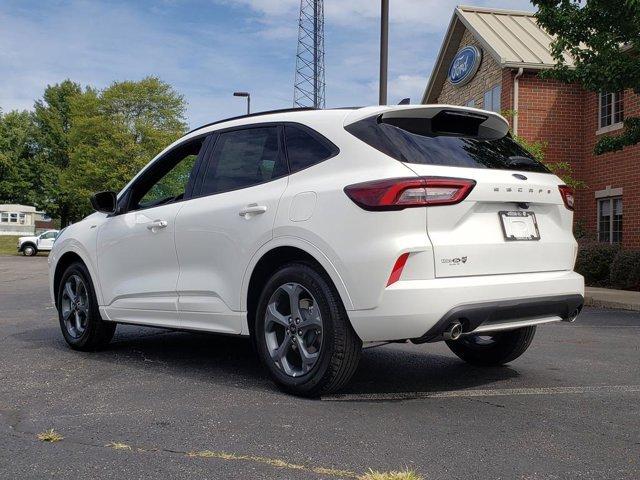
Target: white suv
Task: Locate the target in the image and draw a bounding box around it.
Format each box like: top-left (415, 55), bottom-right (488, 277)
top-left (49, 105), bottom-right (584, 396)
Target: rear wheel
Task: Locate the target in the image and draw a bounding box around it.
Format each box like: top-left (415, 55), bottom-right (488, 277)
top-left (254, 263), bottom-right (362, 397)
top-left (57, 262), bottom-right (116, 351)
top-left (445, 326), bottom-right (536, 366)
top-left (22, 244), bottom-right (37, 256)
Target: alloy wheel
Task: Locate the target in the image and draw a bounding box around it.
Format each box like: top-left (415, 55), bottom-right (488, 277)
top-left (264, 282), bottom-right (323, 377)
top-left (61, 274), bottom-right (89, 338)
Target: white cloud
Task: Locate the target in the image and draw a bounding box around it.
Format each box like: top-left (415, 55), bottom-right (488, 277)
top-left (0, 0), bottom-right (536, 127)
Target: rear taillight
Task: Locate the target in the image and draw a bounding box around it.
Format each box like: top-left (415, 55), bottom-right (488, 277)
top-left (558, 185), bottom-right (574, 211)
top-left (344, 177), bottom-right (476, 211)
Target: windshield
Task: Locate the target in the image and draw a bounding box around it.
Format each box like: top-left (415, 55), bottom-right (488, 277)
top-left (345, 115), bottom-right (550, 173)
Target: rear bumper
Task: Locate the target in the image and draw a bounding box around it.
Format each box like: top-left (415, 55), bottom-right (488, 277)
top-left (411, 293), bottom-right (583, 343)
top-left (348, 270), bottom-right (584, 342)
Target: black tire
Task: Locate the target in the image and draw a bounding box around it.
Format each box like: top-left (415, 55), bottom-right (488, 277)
top-left (57, 262), bottom-right (116, 351)
top-left (22, 244), bottom-right (37, 256)
top-left (254, 262), bottom-right (362, 397)
top-left (445, 326), bottom-right (536, 366)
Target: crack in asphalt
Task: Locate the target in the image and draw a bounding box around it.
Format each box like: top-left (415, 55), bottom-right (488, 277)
top-left (0, 414), bottom-right (360, 480)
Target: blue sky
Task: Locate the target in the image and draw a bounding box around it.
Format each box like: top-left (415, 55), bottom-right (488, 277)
top-left (0, 0), bottom-right (533, 128)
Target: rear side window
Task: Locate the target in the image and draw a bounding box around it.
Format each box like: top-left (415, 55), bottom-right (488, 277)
top-left (346, 115), bottom-right (549, 173)
top-left (199, 127), bottom-right (287, 196)
top-left (284, 125), bottom-right (337, 173)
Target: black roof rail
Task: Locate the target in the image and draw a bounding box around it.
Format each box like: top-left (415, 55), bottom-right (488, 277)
top-left (186, 107), bottom-right (318, 135)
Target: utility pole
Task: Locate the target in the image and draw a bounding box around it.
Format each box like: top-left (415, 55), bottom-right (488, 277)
top-left (379, 0), bottom-right (389, 105)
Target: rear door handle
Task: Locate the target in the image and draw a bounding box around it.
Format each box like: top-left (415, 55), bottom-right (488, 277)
top-left (239, 204), bottom-right (267, 218)
top-left (146, 219), bottom-right (168, 232)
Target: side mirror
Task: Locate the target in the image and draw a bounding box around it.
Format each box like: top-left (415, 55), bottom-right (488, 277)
top-left (90, 191), bottom-right (117, 214)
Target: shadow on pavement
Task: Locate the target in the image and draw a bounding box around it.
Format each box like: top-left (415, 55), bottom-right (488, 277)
top-left (19, 321), bottom-right (518, 397)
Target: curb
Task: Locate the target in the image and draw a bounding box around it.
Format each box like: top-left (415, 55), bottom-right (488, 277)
top-left (584, 287), bottom-right (640, 312)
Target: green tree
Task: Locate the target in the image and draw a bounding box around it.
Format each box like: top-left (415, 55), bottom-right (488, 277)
top-left (32, 80), bottom-right (84, 225)
top-left (64, 77), bottom-right (188, 218)
top-left (0, 109), bottom-right (38, 204)
top-left (532, 0), bottom-right (640, 154)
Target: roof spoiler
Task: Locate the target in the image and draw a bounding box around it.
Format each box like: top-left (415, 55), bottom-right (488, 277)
top-left (343, 105), bottom-right (510, 140)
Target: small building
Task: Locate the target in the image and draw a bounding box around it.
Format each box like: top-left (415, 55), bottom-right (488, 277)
top-left (423, 5), bottom-right (639, 249)
top-left (0, 204), bottom-right (43, 236)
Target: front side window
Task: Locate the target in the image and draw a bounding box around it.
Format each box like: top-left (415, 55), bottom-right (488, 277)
top-left (598, 197), bottom-right (622, 244)
top-left (284, 125), bottom-right (337, 173)
top-left (599, 91), bottom-right (624, 128)
top-left (129, 137), bottom-right (205, 211)
top-left (40, 231), bottom-right (57, 240)
top-left (199, 126), bottom-right (286, 196)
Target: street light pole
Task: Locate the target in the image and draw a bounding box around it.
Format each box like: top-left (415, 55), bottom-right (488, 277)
top-left (379, 0), bottom-right (389, 105)
top-left (233, 91), bottom-right (251, 115)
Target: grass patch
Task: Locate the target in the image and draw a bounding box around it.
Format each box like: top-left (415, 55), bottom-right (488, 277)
top-left (37, 429), bottom-right (64, 442)
top-left (187, 450), bottom-right (358, 478)
top-left (106, 442), bottom-right (132, 450)
top-left (0, 236), bottom-right (20, 256)
top-left (359, 469), bottom-right (423, 480)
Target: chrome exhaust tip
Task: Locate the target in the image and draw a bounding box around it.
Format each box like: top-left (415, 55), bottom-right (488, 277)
top-left (566, 308), bottom-right (581, 323)
top-left (443, 321), bottom-right (463, 341)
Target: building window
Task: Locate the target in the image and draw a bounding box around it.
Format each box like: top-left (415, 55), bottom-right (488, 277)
top-left (598, 197), bottom-right (623, 244)
top-left (465, 99), bottom-right (475, 108)
top-left (9, 213), bottom-right (18, 223)
top-left (483, 84), bottom-right (501, 113)
top-left (18, 213), bottom-right (26, 225)
top-left (599, 91), bottom-right (624, 128)
top-left (0, 212), bottom-right (8, 223)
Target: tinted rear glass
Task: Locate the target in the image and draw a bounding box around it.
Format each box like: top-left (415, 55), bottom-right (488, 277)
top-left (346, 115), bottom-right (549, 173)
top-left (284, 125), bottom-right (335, 173)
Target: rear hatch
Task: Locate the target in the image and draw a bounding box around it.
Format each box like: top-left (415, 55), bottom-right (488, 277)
top-left (345, 106), bottom-right (576, 278)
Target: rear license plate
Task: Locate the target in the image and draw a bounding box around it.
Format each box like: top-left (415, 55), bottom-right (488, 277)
top-left (499, 211), bottom-right (540, 241)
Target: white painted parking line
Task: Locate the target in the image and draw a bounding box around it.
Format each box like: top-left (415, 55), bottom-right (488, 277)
top-left (322, 385), bottom-right (640, 402)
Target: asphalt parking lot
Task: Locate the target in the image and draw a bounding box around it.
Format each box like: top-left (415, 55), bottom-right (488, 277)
top-left (1, 255), bottom-right (639, 479)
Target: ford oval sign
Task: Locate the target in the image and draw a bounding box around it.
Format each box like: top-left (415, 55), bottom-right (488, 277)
top-left (448, 46), bottom-right (482, 87)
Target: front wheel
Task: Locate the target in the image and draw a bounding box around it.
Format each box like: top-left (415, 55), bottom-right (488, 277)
top-left (254, 263), bottom-right (362, 397)
top-left (22, 245), bottom-right (37, 256)
top-left (57, 262), bottom-right (116, 351)
top-left (445, 326), bottom-right (536, 366)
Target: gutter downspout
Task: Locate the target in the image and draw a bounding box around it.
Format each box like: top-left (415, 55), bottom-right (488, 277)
top-left (513, 67), bottom-right (524, 135)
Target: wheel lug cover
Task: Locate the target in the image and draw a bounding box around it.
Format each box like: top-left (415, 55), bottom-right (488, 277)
top-left (298, 330), bottom-right (303, 335)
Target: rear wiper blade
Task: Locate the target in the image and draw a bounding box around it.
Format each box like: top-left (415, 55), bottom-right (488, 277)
top-left (507, 155), bottom-right (537, 166)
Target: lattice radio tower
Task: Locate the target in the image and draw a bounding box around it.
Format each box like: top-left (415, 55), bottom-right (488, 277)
top-left (293, 0), bottom-right (325, 108)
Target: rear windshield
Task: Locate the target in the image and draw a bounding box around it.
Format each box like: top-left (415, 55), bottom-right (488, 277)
top-left (345, 115), bottom-right (550, 173)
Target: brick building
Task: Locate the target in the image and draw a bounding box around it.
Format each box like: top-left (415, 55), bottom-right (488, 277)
top-left (422, 5), bottom-right (639, 249)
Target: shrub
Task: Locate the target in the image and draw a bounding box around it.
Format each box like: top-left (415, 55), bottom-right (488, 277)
top-left (609, 250), bottom-right (640, 291)
top-left (575, 242), bottom-right (620, 287)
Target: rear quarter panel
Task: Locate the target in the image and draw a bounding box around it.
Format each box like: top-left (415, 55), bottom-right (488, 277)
top-left (273, 126), bottom-right (434, 311)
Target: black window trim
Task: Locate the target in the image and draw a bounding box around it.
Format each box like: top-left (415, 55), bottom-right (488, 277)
top-left (115, 132), bottom-right (213, 216)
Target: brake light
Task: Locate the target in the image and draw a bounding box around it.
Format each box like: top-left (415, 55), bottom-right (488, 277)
top-left (558, 185), bottom-right (574, 211)
top-left (344, 177), bottom-right (476, 211)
